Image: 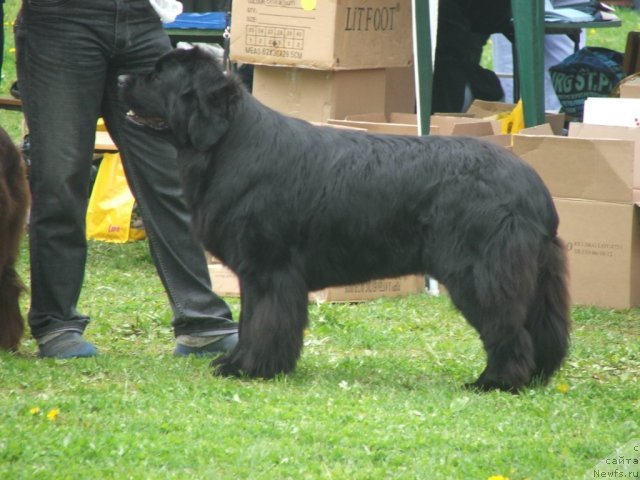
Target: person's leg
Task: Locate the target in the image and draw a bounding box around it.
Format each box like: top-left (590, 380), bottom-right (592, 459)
top-left (15, 3), bottom-right (119, 356)
top-left (543, 33), bottom-right (584, 112)
top-left (491, 33), bottom-right (515, 103)
top-left (101, 0), bottom-right (237, 354)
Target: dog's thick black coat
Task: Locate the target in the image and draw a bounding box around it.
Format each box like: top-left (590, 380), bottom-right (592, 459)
top-left (121, 47), bottom-right (571, 392)
top-left (0, 126), bottom-right (29, 352)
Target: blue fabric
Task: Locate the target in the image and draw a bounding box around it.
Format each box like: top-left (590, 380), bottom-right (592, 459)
top-left (164, 12), bottom-right (227, 30)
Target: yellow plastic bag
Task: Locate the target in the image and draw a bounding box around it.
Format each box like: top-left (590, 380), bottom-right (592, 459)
top-left (499, 99), bottom-right (526, 135)
top-left (86, 153), bottom-right (146, 243)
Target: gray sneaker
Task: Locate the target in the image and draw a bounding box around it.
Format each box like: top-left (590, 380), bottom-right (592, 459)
top-left (38, 332), bottom-right (98, 358)
top-left (173, 332), bottom-right (238, 357)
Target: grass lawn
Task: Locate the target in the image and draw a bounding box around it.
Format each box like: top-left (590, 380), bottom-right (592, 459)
top-left (2, 241), bottom-right (639, 479)
top-left (1, 3), bottom-right (640, 479)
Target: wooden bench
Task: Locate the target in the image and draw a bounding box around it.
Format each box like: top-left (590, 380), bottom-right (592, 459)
top-left (0, 95), bottom-right (22, 112)
top-left (94, 131), bottom-right (118, 153)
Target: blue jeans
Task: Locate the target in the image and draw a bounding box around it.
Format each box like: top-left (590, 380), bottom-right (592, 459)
top-left (15, 0), bottom-right (238, 339)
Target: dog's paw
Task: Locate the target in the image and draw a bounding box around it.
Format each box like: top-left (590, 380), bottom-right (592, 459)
top-left (211, 355), bottom-right (244, 377)
top-left (463, 379), bottom-right (520, 395)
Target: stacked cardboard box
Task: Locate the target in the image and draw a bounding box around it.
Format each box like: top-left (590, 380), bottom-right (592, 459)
top-left (328, 111), bottom-right (501, 137)
top-left (230, 0), bottom-right (415, 122)
top-left (513, 124), bottom-right (640, 309)
top-left (207, 259), bottom-right (425, 303)
top-left (330, 102), bottom-right (640, 309)
top-left (619, 76), bottom-right (640, 98)
top-left (215, 0), bottom-right (424, 302)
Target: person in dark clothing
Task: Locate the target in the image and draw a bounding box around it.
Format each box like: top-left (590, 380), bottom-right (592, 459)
top-left (14, 0), bottom-right (239, 358)
top-left (432, 0), bottom-right (512, 113)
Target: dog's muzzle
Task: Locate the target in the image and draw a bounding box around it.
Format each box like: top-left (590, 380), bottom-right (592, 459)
top-left (118, 75), bottom-right (169, 131)
top-left (125, 110), bottom-right (169, 131)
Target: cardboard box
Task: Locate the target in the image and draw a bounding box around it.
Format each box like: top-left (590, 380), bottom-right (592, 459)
top-left (252, 66), bottom-right (415, 123)
top-left (310, 275), bottom-right (425, 303)
top-left (512, 135), bottom-right (638, 204)
top-left (328, 113), bottom-right (501, 137)
top-left (252, 66), bottom-right (388, 123)
top-left (555, 198), bottom-right (640, 309)
top-left (464, 99), bottom-right (565, 135)
top-left (517, 124), bottom-right (555, 136)
top-left (583, 97), bottom-right (640, 127)
top-left (328, 112), bottom-right (419, 135)
top-left (385, 67), bottom-right (416, 114)
top-left (430, 115), bottom-right (499, 136)
top-left (619, 76), bottom-right (640, 98)
top-left (208, 264), bottom-right (241, 298)
top-left (513, 124), bottom-right (640, 308)
top-left (482, 134), bottom-right (513, 150)
top-left (230, 0), bottom-right (413, 70)
top-left (209, 264), bottom-right (425, 303)
top-left (205, 252), bottom-right (221, 264)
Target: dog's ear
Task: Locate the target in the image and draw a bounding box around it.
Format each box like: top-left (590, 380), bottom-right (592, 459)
top-left (187, 91), bottom-right (229, 151)
top-left (169, 48), bottom-right (237, 150)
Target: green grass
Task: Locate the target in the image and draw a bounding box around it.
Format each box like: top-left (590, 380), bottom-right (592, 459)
top-left (585, 6), bottom-right (640, 52)
top-left (481, 7), bottom-right (640, 75)
top-left (1, 5), bottom-right (640, 479)
top-left (0, 0), bottom-right (22, 141)
top-left (1, 241), bottom-right (639, 479)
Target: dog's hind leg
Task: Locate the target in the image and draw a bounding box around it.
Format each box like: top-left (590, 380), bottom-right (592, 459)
top-left (524, 237), bottom-right (571, 385)
top-left (212, 267), bottom-right (309, 379)
top-left (469, 322), bottom-right (535, 394)
top-left (0, 266), bottom-right (25, 351)
top-left (447, 273), bottom-right (536, 393)
top-left (444, 219), bottom-right (542, 392)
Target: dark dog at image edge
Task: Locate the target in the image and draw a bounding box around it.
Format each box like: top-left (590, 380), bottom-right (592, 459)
top-left (0, 126), bottom-right (29, 352)
top-left (120, 46), bottom-right (570, 392)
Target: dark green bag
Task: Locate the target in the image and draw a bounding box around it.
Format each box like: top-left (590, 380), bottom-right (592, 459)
top-left (549, 47), bottom-right (626, 120)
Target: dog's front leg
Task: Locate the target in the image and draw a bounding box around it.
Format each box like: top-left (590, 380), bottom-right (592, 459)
top-left (210, 282), bottom-right (258, 377)
top-left (212, 269), bottom-right (309, 379)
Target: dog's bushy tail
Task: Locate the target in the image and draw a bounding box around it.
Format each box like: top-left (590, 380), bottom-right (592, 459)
top-left (526, 236), bottom-right (571, 383)
top-left (0, 265), bottom-right (25, 351)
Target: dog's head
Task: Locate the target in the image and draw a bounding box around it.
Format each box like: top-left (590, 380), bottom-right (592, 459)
top-left (119, 46), bottom-right (239, 150)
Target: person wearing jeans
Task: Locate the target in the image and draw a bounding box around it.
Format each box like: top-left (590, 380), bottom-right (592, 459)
top-left (15, 0), bottom-right (238, 358)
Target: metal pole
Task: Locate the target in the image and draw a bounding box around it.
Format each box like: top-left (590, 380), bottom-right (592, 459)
top-left (412, 0), bottom-right (432, 136)
top-left (511, 0), bottom-right (545, 126)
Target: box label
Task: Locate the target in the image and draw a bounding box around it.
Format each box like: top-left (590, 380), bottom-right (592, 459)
top-left (566, 240), bottom-right (625, 258)
top-left (343, 6), bottom-right (400, 32)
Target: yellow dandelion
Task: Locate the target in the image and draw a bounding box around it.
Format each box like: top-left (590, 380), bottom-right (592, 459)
top-left (488, 476), bottom-right (510, 480)
top-left (46, 408), bottom-right (60, 421)
top-left (29, 407), bottom-right (41, 415)
top-left (557, 383), bottom-right (570, 394)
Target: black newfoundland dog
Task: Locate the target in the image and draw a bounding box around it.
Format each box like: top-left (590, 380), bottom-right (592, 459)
top-left (0, 126), bottom-right (29, 352)
top-left (120, 46), bottom-right (570, 392)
